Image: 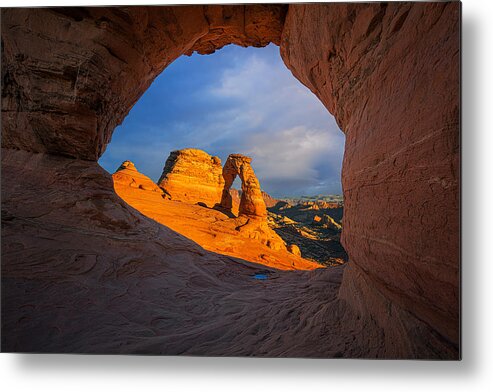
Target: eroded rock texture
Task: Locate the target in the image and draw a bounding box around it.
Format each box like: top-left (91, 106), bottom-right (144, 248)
top-left (220, 154), bottom-right (267, 218)
top-left (281, 2), bottom-right (460, 351)
top-left (1, 5), bottom-right (286, 160)
top-left (2, 148), bottom-right (330, 355)
top-left (1, 3), bottom-right (460, 358)
top-left (114, 160), bottom-right (164, 194)
top-left (158, 149), bottom-right (224, 207)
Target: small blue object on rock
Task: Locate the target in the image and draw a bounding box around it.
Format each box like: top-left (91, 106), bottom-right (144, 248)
top-left (253, 273), bottom-right (269, 280)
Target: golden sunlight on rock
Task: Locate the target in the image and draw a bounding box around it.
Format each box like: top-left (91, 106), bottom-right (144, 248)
top-left (158, 148), bottom-right (224, 207)
top-left (113, 151), bottom-right (323, 271)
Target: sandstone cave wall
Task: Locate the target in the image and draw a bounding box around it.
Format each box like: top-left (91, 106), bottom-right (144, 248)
top-left (1, 5), bottom-right (286, 160)
top-left (280, 2), bottom-right (460, 347)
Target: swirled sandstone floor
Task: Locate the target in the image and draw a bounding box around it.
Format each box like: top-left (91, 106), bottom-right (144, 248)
top-left (1, 149), bottom-right (349, 355)
top-left (1, 149), bottom-right (456, 358)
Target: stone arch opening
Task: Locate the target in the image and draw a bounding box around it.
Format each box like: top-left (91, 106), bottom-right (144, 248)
top-left (1, 3), bottom-right (460, 358)
top-left (219, 154), bottom-right (267, 218)
top-left (98, 38), bottom-right (346, 252)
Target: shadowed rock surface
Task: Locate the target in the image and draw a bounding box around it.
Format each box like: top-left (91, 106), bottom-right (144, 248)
top-left (281, 2), bottom-right (460, 349)
top-left (1, 3), bottom-right (460, 358)
top-left (268, 210), bottom-right (347, 267)
top-left (267, 201), bottom-right (347, 266)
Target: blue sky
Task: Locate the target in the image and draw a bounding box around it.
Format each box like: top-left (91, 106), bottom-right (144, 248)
top-left (99, 44), bottom-right (345, 198)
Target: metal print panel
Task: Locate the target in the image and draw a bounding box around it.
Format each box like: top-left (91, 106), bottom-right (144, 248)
top-left (1, 2), bottom-right (460, 359)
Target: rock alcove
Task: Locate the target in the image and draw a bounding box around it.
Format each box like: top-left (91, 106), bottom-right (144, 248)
top-left (1, 4), bottom-right (460, 358)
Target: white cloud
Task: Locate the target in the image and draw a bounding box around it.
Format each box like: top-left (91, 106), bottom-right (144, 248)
top-left (245, 126), bottom-right (337, 180)
top-left (101, 44), bottom-right (345, 197)
top-left (205, 47), bottom-right (345, 196)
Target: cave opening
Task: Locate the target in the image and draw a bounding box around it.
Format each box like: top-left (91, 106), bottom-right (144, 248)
top-left (99, 43), bottom-right (347, 268)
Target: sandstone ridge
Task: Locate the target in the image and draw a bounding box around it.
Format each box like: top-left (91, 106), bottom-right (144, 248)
top-left (112, 158), bottom-right (321, 271)
top-left (113, 160), bottom-right (164, 194)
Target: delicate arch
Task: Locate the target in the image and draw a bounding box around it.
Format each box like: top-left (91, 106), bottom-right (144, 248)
top-left (219, 154), bottom-right (267, 218)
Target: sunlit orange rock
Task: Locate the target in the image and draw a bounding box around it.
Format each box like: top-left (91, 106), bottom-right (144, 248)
top-left (158, 149), bottom-right (224, 207)
top-left (113, 160), bottom-right (164, 194)
top-left (287, 244), bottom-right (301, 257)
top-left (229, 188), bottom-right (278, 215)
top-left (112, 160), bottom-right (322, 271)
top-left (220, 154), bottom-right (267, 218)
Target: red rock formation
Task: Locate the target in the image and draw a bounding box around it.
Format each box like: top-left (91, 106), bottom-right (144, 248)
top-left (158, 149), bottom-right (224, 207)
top-left (262, 190), bottom-right (279, 208)
top-left (153, 150), bottom-right (292, 258)
top-left (114, 160), bottom-right (164, 194)
top-left (229, 188), bottom-right (278, 215)
top-left (220, 154), bottom-right (267, 218)
top-left (1, 3), bottom-right (460, 358)
top-left (113, 158), bottom-right (318, 270)
top-left (156, 149), bottom-right (276, 216)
